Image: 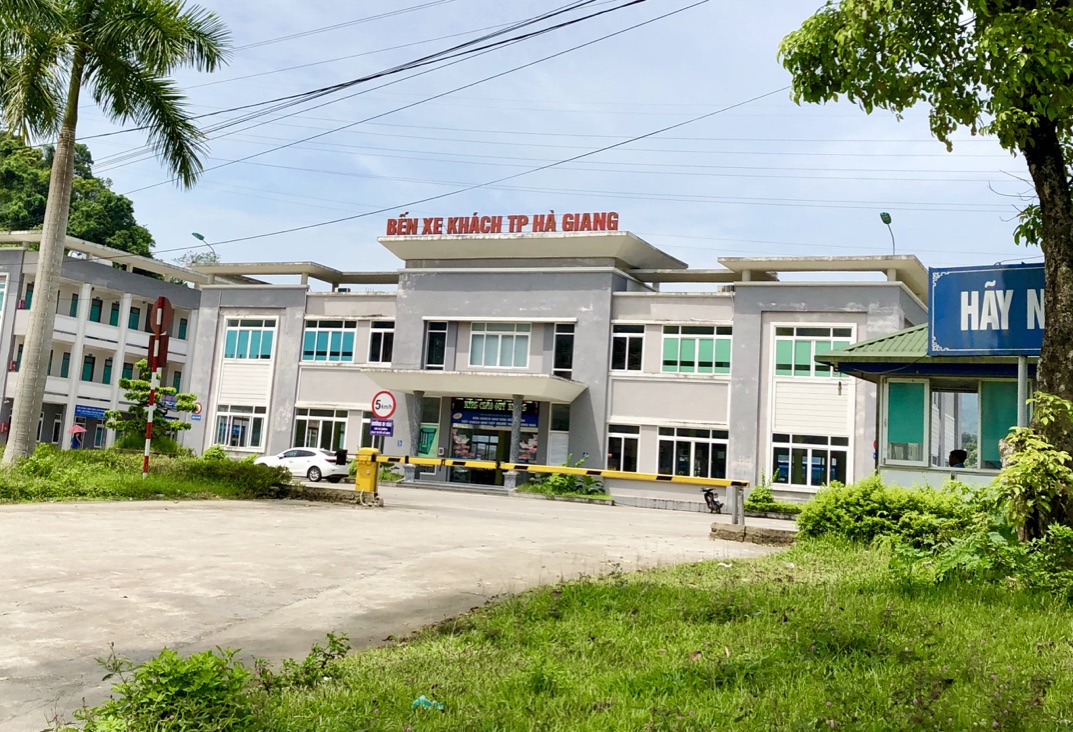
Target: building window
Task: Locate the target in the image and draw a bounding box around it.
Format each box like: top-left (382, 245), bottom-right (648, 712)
top-left (469, 322), bottom-right (530, 368)
top-left (68, 293), bottom-right (79, 317)
top-left (774, 326), bottom-right (853, 377)
top-left (172, 371), bottom-right (182, 390)
top-left (611, 324), bottom-right (643, 371)
top-left (772, 433), bottom-right (849, 488)
top-left (23, 282), bottom-right (32, 309)
top-left (424, 321), bottom-right (447, 370)
top-left (51, 418), bottom-right (61, 444)
top-left (224, 318), bottom-right (275, 360)
top-left (214, 405), bottom-right (266, 449)
top-left (60, 352), bottom-right (70, 378)
top-left (15, 343), bottom-right (22, 371)
top-left (128, 306), bottom-right (140, 331)
top-left (178, 317), bottom-right (188, 340)
top-left (662, 325), bottom-right (731, 374)
top-left (369, 321), bottom-right (395, 364)
top-left (102, 357), bottom-right (113, 385)
top-left (554, 323), bottom-right (574, 378)
top-left (47, 350), bottom-right (53, 376)
top-left (550, 404), bottom-right (571, 432)
top-left (122, 362), bottom-right (134, 381)
top-left (293, 408), bottom-right (347, 451)
top-left (657, 427), bottom-right (728, 478)
top-left (94, 424), bottom-right (106, 449)
top-left (607, 424), bottom-right (640, 472)
top-left (81, 354), bottom-right (96, 382)
top-left (109, 302), bottom-right (120, 326)
top-left (886, 380), bottom-right (927, 463)
top-left (89, 298), bottom-right (102, 323)
top-left (302, 320), bottom-right (357, 362)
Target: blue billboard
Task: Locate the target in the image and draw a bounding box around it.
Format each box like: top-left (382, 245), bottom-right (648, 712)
top-left (929, 263), bottom-right (1045, 356)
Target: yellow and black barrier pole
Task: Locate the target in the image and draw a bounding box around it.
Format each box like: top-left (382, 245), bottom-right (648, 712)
top-left (362, 450), bottom-right (749, 524)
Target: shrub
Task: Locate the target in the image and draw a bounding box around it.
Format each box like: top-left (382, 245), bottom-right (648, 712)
top-left (744, 482), bottom-right (802, 515)
top-left (797, 475), bottom-right (973, 546)
top-left (525, 456), bottom-right (606, 496)
top-left (201, 444), bottom-right (228, 461)
top-left (77, 646), bottom-right (253, 732)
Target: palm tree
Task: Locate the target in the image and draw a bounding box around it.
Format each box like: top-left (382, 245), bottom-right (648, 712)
top-left (0, 0), bottom-right (229, 462)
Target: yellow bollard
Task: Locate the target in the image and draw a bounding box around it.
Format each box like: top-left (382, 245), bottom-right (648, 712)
top-left (354, 447), bottom-right (384, 506)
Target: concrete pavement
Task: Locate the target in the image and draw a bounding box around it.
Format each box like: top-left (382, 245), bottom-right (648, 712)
top-left (0, 489), bottom-right (775, 730)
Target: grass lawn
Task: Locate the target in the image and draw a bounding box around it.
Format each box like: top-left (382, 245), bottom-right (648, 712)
top-left (516, 484), bottom-right (614, 501)
top-left (256, 541), bottom-right (1073, 731)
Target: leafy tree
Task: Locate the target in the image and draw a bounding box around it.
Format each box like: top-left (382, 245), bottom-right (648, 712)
top-left (780, 1), bottom-right (1073, 526)
top-left (0, 133), bottom-right (154, 256)
top-left (105, 358), bottom-right (197, 449)
top-left (176, 249), bottom-right (220, 267)
top-left (0, 0), bottom-right (230, 463)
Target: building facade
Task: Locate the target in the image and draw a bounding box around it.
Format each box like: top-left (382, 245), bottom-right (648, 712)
top-left (186, 229), bottom-right (928, 499)
top-left (0, 233), bottom-right (204, 449)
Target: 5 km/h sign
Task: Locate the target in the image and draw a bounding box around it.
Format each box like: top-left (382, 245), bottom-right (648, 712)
top-left (371, 391), bottom-right (397, 419)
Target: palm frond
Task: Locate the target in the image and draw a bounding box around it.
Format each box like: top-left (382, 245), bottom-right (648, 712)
top-left (87, 51), bottom-right (206, 187)
top-left (90, 0), bottom-right (230, 75)
top-left (0, 0), bottom-right (63, 29)
top-left (0, 22), bottom-right (67, 140)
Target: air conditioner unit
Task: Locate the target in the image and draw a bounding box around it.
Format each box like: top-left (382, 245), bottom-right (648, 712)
top-left (7, 361), bottom-right (16, 372)
top-left (17, 300), bottom-right (25, 309)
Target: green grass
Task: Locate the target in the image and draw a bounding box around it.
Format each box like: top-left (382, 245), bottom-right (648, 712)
top-left (253, 541), bottom-right (1073, 731)
top-left (0, 445), bottom-right (288, 503)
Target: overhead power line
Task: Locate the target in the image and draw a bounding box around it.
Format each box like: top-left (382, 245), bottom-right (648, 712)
top-left (118, 0), bottom-right (695, 193)
top-left (146, 85), bottom-right (791, 255)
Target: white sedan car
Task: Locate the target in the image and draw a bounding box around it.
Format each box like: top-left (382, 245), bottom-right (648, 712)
top-left (255, 448), bottom-right (350, 483)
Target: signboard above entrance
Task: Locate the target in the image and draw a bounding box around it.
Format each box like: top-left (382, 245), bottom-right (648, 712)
top-left (385, 211), bottom-right (619, 236)
top-left (929, 263), bottom-right (1045, 356)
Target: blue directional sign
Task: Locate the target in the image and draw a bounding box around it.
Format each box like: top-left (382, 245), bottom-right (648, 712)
top-left (929, 263), bottom-right (1045, 356)
top-left (74, 404), bottom-right (107, 420)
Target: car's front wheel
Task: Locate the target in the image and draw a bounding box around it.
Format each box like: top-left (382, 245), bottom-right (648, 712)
top-left (307, 466), bottom-right (322, 482)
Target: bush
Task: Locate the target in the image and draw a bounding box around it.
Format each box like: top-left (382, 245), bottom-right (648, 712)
top-left (201, 444), bottom-right (228, 460)
top-left (797, 475), bottom-right (973, 546)
top-left (524, 456), bottom-right (606, 496)
top-left (744, 483), bottom-right (802, 515)
top-left (77, 646), bottom-right (253, 732)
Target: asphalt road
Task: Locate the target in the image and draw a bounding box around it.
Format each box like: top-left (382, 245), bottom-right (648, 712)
top-left (0, 489), bottom-right (775, 730)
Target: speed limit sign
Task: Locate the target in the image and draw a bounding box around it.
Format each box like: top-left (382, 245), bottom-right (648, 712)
top-left (371, 390), bottom-right (397, 419)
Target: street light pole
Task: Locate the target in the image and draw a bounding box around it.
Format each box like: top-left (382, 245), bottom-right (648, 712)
top-left (879, 211), bottom-right (896, 255)
top-left (189, 232), bottom-right (219, 260)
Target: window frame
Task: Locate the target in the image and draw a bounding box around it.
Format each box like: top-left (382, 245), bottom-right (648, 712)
top-left (553, 323), bottom-right (575, 379)
top-left (424, 321), bottom-right (448, 370)
top-left (213, 404), bottom-right (268, 450)
top-left (610, 323), bottom-right (645, 372)
top-left (773, 324), bottom-right (855, 379)
top-left (607, 424), bottom-right (640, 472)
top-left (301, 319), bottom-right (358, 363)
top-left (771, 433), bottom-right (850, 488)
top-left (223, 318), bottom-right (277, 360)
top-left (293, 408), bottom-right (348, 452)
top-left (468, 322), bottom-right (531, 369)
top-left (660, 324), bottom-right (732, 375)
top-left (656, 426), bottom-right (729, 479)
top-left (883, 377), bottom-right (931, 467)
top-left (368, 320), bottom-right (395, 364)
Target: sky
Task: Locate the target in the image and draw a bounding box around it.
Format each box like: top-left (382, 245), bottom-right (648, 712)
top-left (74, 0), bottom-right (1040, 281)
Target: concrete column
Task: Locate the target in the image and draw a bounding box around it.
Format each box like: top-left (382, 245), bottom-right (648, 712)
top-left (504, 393), bottom-right (524, 490)
top-left (107, 293), bottom-right (133, 447)
top-left (1017, 356), bottom-right (1029, 427)
top-left (62, 283), bottom-right (93, 449)
top-left (403, 390), bottom-right (423, 481)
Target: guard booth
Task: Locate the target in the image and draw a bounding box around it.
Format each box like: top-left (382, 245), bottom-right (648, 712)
top-left (818, 263), bottom-right (1041, 488)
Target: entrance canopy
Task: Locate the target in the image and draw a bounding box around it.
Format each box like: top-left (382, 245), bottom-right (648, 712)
top-left (364, 370), bottom-right (587, 404)
top-left (817, 325), bottom-right (1037, 382)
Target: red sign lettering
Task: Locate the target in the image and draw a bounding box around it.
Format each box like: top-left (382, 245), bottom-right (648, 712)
top-left (384, 212), bottom-right (619, 236)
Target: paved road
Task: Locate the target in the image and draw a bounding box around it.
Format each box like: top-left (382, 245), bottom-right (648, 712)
top-left (0, 490), bottom-right (775, 730)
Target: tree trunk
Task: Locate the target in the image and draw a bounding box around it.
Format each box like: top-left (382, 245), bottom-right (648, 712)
top-left (1020, 119), bottom-right (1073, 535)
top-left (2, 54), bottom-right (84, 463)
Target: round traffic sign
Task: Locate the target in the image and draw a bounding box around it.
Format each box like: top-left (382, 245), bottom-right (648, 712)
top-left (371, 390), bottom-right (397, 419)
top-left (193, 401), bottom-right (203, 415)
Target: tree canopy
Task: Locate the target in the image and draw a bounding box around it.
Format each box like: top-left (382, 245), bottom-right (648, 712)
top-left (0, 132), bottom-right (154, 256)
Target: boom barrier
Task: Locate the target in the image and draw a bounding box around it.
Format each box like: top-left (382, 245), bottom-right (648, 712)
top-left (363, 452), bottom-right (748, 524)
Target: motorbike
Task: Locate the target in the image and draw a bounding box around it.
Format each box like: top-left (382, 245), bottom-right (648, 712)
top-left (701, 487), bottom-right (723, 514)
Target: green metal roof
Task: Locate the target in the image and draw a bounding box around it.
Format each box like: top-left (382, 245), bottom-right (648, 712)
top-left (817, 324), bottom-right (927, 363)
